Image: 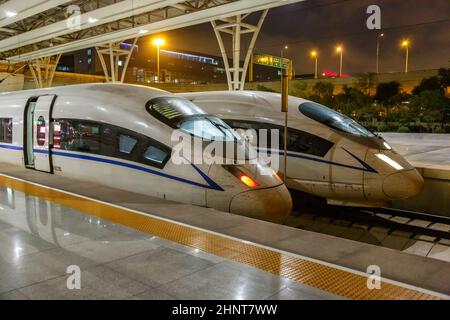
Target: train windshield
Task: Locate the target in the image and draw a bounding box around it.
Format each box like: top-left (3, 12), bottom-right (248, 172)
top-left (180, 116), bottom-right (240, 141)
top-left (146, 97), bottom-right (240, 141)
top-left (299, 102), bottom-right (375, 138)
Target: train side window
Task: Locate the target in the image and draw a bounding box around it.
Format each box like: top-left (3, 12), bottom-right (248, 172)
top-left (36, 116), bottom-right (46, 146)
top-left (58, 120), bottom-right (101, 153)
top-left (0, 118), bottom-right (13, 143)
top-left (75, 123), bottom-right (100, 152)
top-left (224, 119), bottom-right (267, 147)
top-left (286, 128), bottom-right (334, 157)
top-left (224, 119), bottom-right (333, 157)
top-left (56, 118), bottom-right (171, 169)
top-left (144, 145), bottom-right (167, 164)
top-left (119, 134), bottom-right (138, 155)
top-left (141, 141), bottom-right (171, 169)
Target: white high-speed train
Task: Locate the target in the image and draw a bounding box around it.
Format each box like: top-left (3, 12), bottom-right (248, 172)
top-left (179, 91), bottom-right (424, 208)
top-left (0, 84), bottom-right (292, 222)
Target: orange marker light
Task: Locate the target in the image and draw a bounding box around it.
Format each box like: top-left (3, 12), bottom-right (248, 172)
top-left (240, 175), bottom-right (258, 188)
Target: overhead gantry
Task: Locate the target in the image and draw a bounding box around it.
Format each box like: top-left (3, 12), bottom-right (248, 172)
top-left (28, 54), bottom-right (62, 88)
top-left (212, 11), bottom-right (268, 91)
top-left (95, 39), bottom-right (138, 83)
top-left (0, 0), bottom-right (305, 88)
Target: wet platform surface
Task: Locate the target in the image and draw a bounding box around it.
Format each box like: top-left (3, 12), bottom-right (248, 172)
top-left (0, 163), bottom-right (449, 299)
top-left (0, 184), bottom-right (338, 300)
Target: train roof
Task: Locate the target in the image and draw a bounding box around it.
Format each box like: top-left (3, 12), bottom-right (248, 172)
top-left (179, 90), bottom-right (311, 113)
top-left (0, 83), bottom-right (171, 100)
top-left (0, 84), bottom-right (191, 147)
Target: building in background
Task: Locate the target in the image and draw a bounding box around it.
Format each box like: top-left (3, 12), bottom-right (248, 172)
top-left (58, 48), bottom-right (98, 74)
top-left (57, 44), bottom-right (278, 84)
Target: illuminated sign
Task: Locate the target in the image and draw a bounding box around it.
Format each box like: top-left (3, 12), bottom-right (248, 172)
top-left (253, 53), bottom-right (290, 69)
top-left (322, 70), bottom-right (349, 78)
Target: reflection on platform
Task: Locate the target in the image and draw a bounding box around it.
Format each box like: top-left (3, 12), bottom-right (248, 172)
top-left (0, 185), bottom-right (151, 249)
top-left (0, 185), bottom-right (335, 300)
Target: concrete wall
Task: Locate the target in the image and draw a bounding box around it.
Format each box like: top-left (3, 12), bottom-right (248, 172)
top-left (147, 69), bottom-right (439, 94)
top-left (23, 71), bottom-right (106, 90)
top-left (2, 67), bottom-right (438, 95)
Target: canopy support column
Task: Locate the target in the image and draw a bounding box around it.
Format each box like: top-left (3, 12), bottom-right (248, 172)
top-left (95, 38), bottom-right (138, 83)
top-left (211, 9), bottom-right (268, 91)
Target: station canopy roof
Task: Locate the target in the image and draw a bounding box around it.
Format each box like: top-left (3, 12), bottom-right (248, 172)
top-left (0, 0), bottom-right (304, 62)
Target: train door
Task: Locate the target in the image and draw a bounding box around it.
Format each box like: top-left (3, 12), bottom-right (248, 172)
top-left (24, 95), bottom-right (57, 173)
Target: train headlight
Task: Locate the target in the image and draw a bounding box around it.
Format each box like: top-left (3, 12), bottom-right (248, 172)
top-left (375, 154), bottom-right (403, 170)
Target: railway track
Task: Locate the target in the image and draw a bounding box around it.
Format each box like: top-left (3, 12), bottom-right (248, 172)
top-left (292, 205), bottom-right (450, 241)
top-left (287, 204), bottom-right (450, 262)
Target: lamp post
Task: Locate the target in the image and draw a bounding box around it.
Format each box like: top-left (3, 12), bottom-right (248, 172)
top-left (336, 45), bottom-right (343, 77)
top-left (310, 51), bottom-right (318, 79)
top-left (152, 38), bottom-right (165, 82)
top-left (376, 33), bottom-right (384, 74)
top-left (401, 39), bottom-right (410, 73)
top-left (280, 45), bottom-right (288, 58)
top-left (280, 45), bottom-right (288, 78)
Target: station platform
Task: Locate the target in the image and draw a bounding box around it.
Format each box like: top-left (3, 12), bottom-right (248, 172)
top-left (382, 133), bottom-right (450, 170)
top-left (0, 162), bottom-right (449, 300)
top-left (382, 133), bottom-right (450, 216)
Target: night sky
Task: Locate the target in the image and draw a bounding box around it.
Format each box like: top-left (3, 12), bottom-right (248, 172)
top-left (144, 0), bottom-right (450, 75)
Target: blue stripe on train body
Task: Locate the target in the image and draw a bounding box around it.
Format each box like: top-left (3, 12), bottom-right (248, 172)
top-left (0, 144), bottom-right (223, 191)
top-left (257, 147), bottom-right (378, 174)
top-left (0, 144), bottom-right (378, 190)
top-left (0, 144), bottom-right (23, 151)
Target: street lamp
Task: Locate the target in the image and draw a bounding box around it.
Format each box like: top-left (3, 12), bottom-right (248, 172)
top-left (336, 45), bottom-right (343, 77)
top-left (152, 38), bottom-right (165, 82)
top-left (401, 39), bottom-right (410, 73)
top-left (280, 45), bottom-right (288, 58)
top-left (376, 33), bottom-right (384, 74)
top-left (310, 50), bottom-right (318, 79)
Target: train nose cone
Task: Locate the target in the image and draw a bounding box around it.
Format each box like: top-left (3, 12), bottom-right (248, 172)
top-left (230, 185), bottom-right (292, 223)
top-left (382, 169), bottom-right (424, 199)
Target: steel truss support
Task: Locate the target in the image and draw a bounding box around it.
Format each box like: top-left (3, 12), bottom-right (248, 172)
top-left (28, 54), bottom-right (62, 88)
top-left (95, 38), bottom-right (138, 83)
top-left (211, 9), bottom-right (268, 91)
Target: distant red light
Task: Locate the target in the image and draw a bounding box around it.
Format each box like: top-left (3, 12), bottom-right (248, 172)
top-left (322, 70), bottom-right (349, 78)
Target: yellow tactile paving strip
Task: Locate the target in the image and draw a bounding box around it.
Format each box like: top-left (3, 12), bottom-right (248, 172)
top-left (0, 174), bottom-right (441, 300)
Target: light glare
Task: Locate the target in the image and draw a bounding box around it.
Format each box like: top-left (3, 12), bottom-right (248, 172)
top-left (5, 10), bottom-right (17, 18)
top-left (383, 141), bottom-right (392, 150)
top-left (153, 38), bottom-right (165, 46)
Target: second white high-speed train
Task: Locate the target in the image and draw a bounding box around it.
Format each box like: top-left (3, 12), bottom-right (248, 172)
top-left (0, 84), bottom-right (292, 222)
top-left (179, 91), bottom-right (424, 208)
